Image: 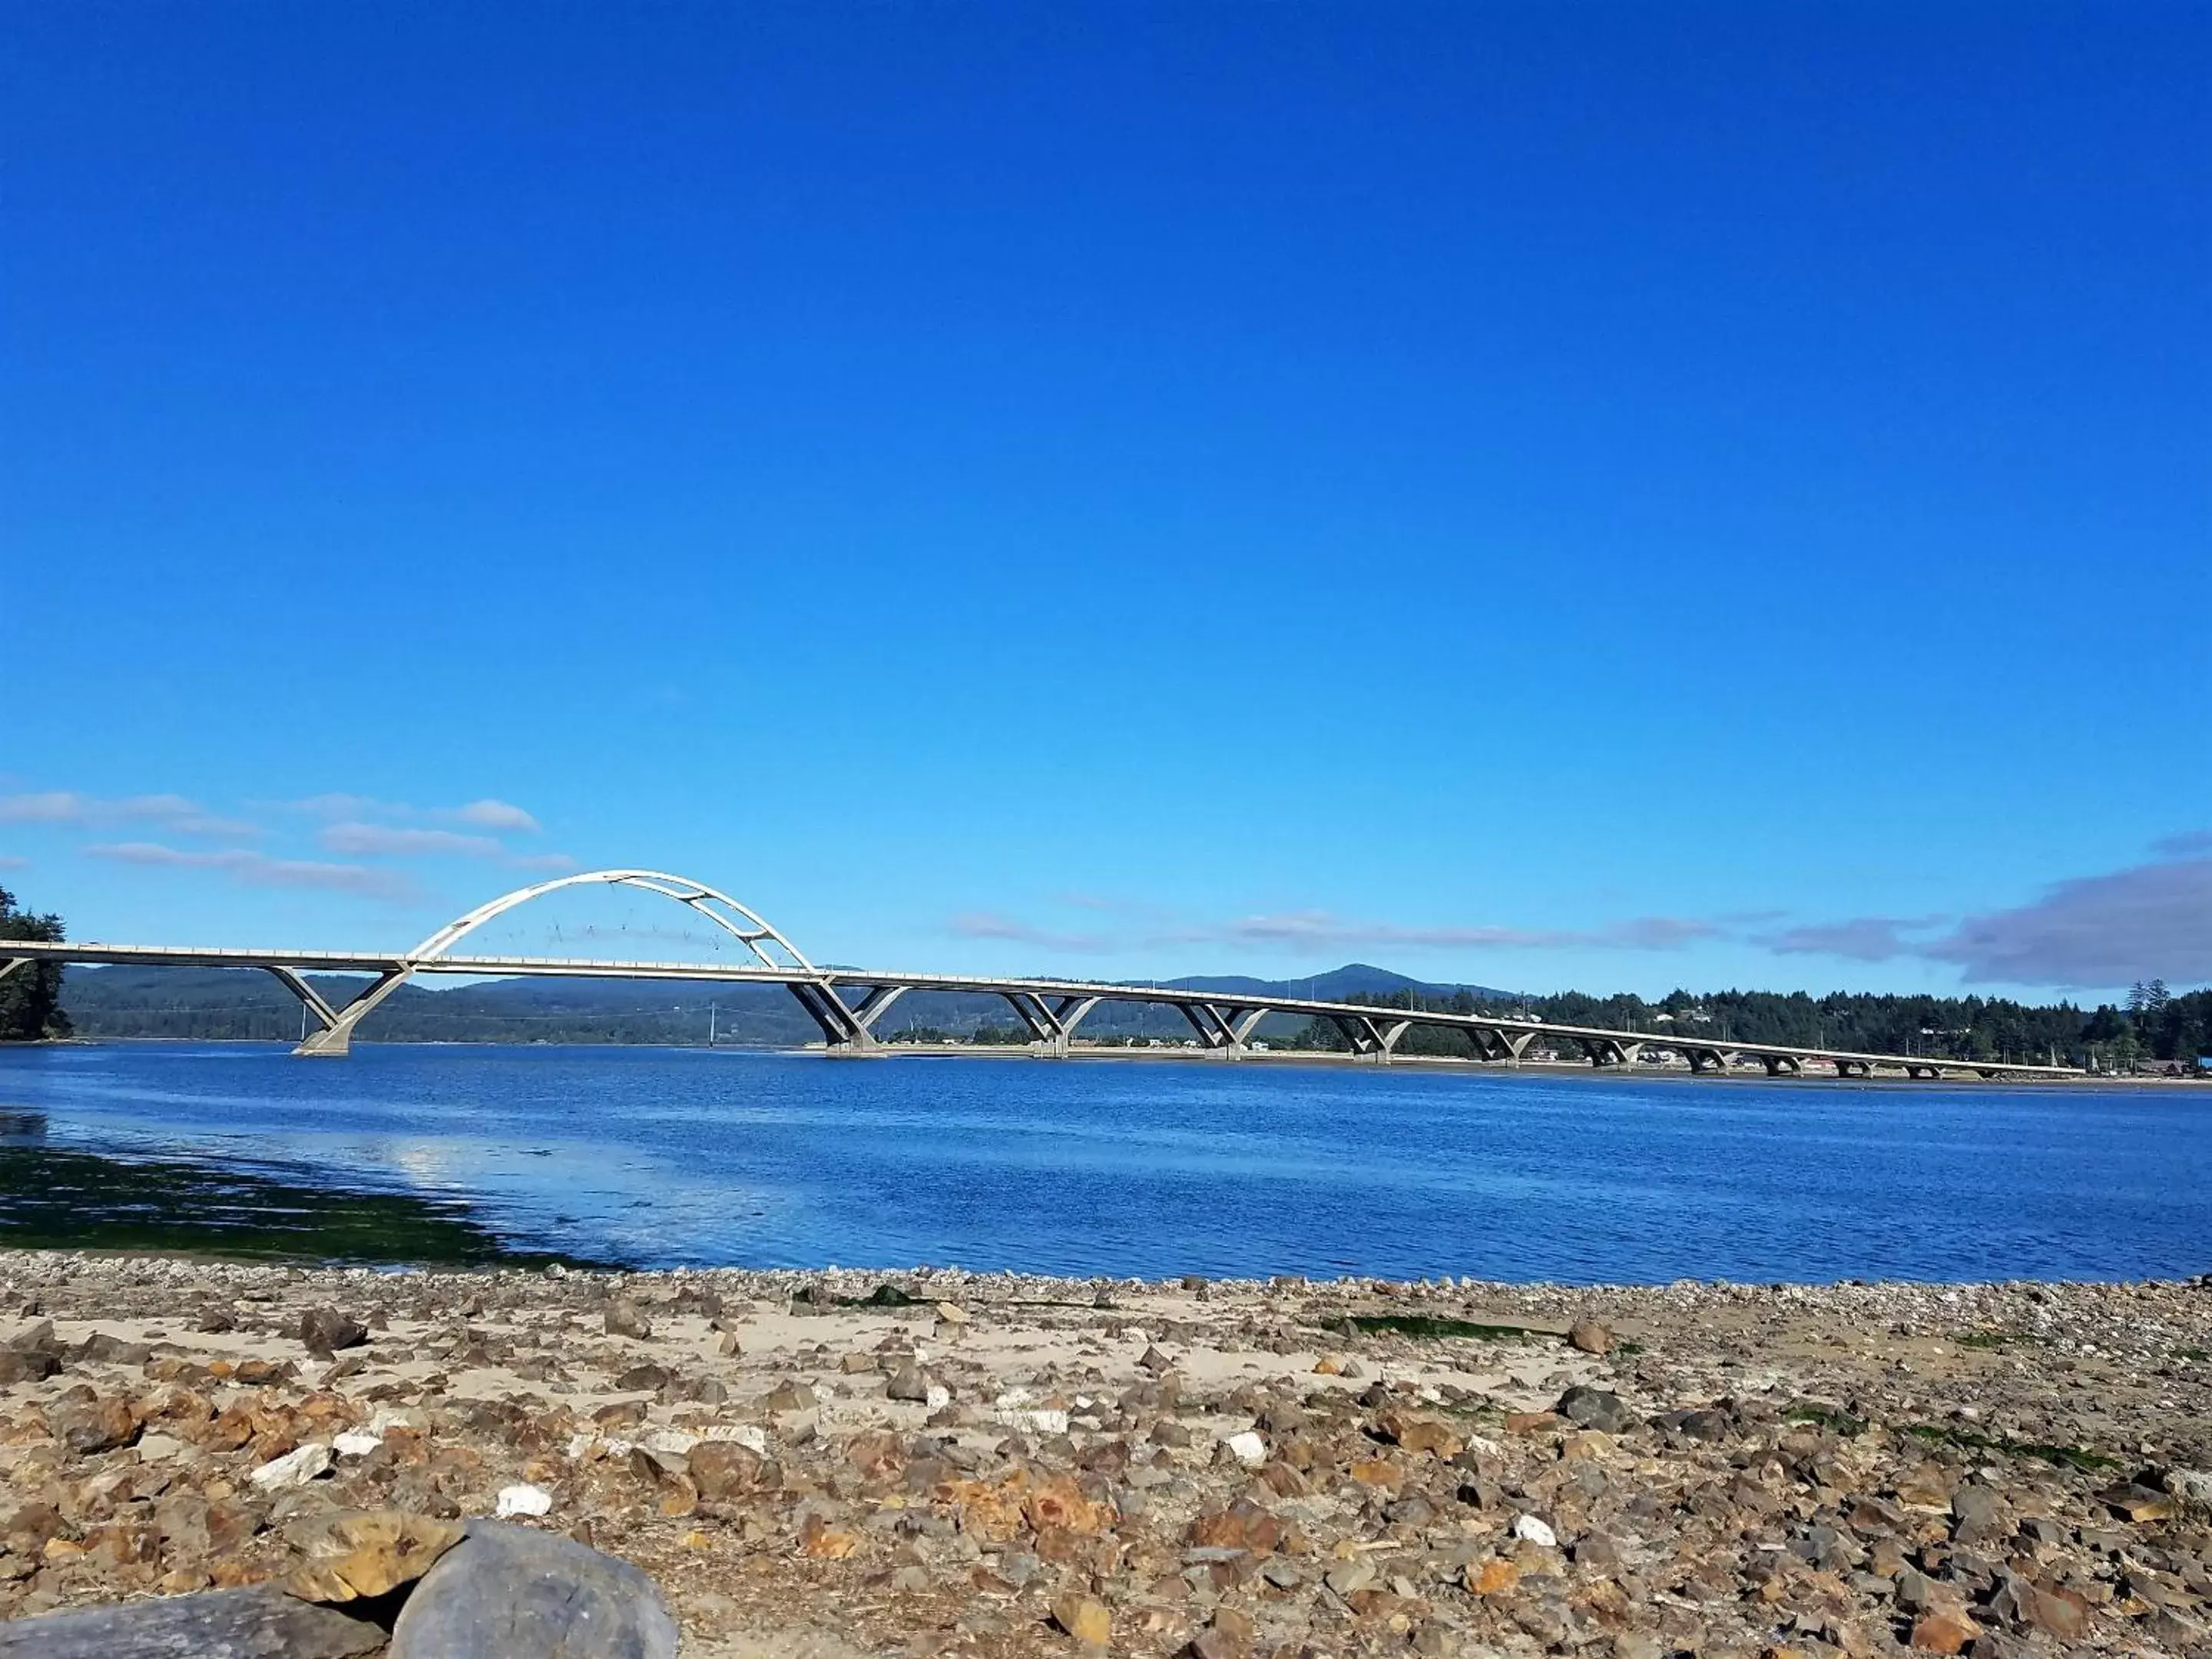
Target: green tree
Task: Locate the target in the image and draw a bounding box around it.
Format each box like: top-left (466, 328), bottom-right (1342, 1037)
top-left (0, 887), bottom-right (69, 1041)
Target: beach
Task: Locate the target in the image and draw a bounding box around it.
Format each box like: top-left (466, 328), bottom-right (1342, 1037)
top-left (2, 1251), bottom-right (2207, 1655)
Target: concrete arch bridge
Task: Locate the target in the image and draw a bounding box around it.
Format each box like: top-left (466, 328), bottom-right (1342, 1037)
top-left (0, 869), bottom-right (2081, 1081)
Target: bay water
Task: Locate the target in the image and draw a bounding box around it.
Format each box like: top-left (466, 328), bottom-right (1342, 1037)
top-left (1, 1043), bottom-right (2205, 1283)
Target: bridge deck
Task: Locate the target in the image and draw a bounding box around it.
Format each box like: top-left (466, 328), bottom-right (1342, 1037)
top-left (0, 940), bottom-right (2082, 1078)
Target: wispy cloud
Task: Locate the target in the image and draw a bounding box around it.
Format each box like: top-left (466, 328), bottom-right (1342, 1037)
top-left (949, 904), bottom-right (1726, 957)
top-left (1762, 916), bottom-right (1945, 962)
top-left (1158, 911), bottom-right (1724, 952)
top-left (0, 854), bottom-right (28, 872)
top-left (1920, 856), bottom-right (2212, 987)
top-left (450, 799), bottom-right (541, 833)
top-left (0, 791), bottom-right (259, 839)
top-left (1761, 833), bottom-right (2212, 988)
top-left (948, 912), bottom-right (1114, 953)
top-left (273, 794), bottom-right (544, 834)
top-left (85, 842), bottom-right (419, 900)
top-left (318, 823), bottom-right (507, 859)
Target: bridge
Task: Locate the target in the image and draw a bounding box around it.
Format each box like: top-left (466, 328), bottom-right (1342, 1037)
top-left (0, 869), bottom-right (2081, 1080)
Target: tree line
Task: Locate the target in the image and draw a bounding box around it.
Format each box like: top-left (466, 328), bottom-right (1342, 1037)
top-left (0, 889), bottom-right (69, 1042)
top-left (1288, 983), bottom-right (2210, 1071)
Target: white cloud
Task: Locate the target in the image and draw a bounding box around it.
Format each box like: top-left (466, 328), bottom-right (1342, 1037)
top-left (0, 791), bottom-right (257, 838)
top-left (85, 842), bottom-right (418, 900)
top-left (318, 822), bottom-right (508, 859)
top-left (449, 799), bottom-right (541, 833)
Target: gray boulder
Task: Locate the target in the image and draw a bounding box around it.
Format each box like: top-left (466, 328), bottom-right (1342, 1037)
top-left (389, 1521), bottom-right (678, 1658)
top-left (0, 1584), bottom-right (383, 1657)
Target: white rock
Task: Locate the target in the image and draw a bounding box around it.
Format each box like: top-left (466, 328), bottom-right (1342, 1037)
top-left (332, 1431), bottom-right (383, 1458)
top-left (1512, 1514), bottom-right (1557, 1548)
top-left (1465, 1434), bottom-right (1505, 1458)
top-left (495, 1482), bottom-right (552, 1518)
top-left (641, 1428), bottom-right (698, 1456)
top-left (368, 1407), bottom-right (425, 1435)
top-left (1225, 1430), bottom-right (1268, 1466)
top-left (993, 1407), bottom-right (1069, 1435)
top-left (926, 1386), bottom-right (951, 1410)
top-left (701, 1423), bottom-right (770, 1455)
top-left (250, 1442), bottom-right (333, 1491)
top-left (993, 1387), bottom-right (1035, 1409)
top-left (134, 1433), bottom-right (187, 1462)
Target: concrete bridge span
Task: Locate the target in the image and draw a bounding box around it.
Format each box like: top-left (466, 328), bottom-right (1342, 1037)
top-left (0, 869), bottom-right (2082, 1081)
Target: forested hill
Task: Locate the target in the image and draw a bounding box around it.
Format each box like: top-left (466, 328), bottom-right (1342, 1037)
top-left (46, 962), bottom-right (2210, 1068)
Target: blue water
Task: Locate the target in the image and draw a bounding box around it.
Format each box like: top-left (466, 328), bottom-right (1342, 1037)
top-left (0, 1043), bottom-right (2206, 1283)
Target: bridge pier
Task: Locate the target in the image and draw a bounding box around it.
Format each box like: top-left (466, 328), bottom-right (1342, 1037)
top-left (1583, 1037), bottom-right (1643, 1068)
top-left (1760, 1055), bottom-right (1805, 1077)
top-left (285, 967), bottom-right (415, 1058)
top-left (1684, 1047), bottom-right (1737, 1075)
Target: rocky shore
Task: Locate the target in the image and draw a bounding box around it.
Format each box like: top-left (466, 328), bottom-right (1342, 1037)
top-left (2, 1250), bottom-right (2208, 1657)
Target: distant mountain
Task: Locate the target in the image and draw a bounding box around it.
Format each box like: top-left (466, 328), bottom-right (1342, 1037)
top-left (1153, 963), bottom-right (1519, 1003)
top-left (57, 961), bottom-right (1523, 1047)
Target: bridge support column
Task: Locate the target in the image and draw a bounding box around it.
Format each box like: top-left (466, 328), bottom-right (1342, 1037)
top-left (1906, 1063), bottom-right (1942, 1080)
top-left (1584, 1037), bottom-right (1643, 1068)
top-left (1760, 1055), bottom-right (1804, 1077)
top-left (290, 968), bottom-right (412, 1057)
top-left (1469, 1026), bottom-right (1535, 1065)
top-left (0, 958), bottom-right (27, 985)
top-left (1834, 1058), bottom-right (1873, 1078)
top-left (1001, 991), bottom-right (1101, 1057)
top-left (789, 982), bottom-right (876, 1055)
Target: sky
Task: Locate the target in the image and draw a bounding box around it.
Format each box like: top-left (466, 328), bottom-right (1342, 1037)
top-left (2, 2), bottom-right (2207, 1001)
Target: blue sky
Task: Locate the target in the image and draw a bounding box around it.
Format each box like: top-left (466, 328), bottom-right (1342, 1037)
top-left (3, 2), bottom-right (2207, 999)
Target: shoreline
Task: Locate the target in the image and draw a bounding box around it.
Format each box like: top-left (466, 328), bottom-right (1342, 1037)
top-left (2, 1251), bottom-right (2207, 1654)
top-left (12, 1034), bottom-right (2208, 1086)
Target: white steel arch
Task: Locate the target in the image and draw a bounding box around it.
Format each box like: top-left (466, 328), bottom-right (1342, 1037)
top-left (406, 869), bottom-right (821, 974)
top-left (295, 869), bottom-right (843, 1055)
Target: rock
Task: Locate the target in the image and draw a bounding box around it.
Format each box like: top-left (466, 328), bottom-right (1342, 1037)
top-left (1906, 1608), bottom-right (1982, 1653)
top-left (688, 1440), bottom-right (776, 1500)
top-left (283, 1509), bottom-right (467, 1602)
top-left (604, 1297), bottom-right (652, 1340)
top-left (1051, 1591), bottom-right (1111, 1647)
top-left (331, 1432), bottom-right (382, 1458)
top-left (1137, 1343), bottom-right (1173, 1373)
top-left (1223, 1430), bottom-right (1267, 1465)
top-left (1555, 1385), bottom-right (1634, 1434)
top-left (0, 1347), bottom-right (58, 1384)
top-left (886, 1363), bottom-right (931, 1402)
top-left (1568, 1317), bottom-right (1614, 1354)
top-left (495, 1484), bottom-right (552, 1518)
top-left (388, 1521), bottom-right (678, 1659)
top-left (296, 1307), bottom-right (367, 1356)
top-left (1375, 1408), bottom-right (1462, 1458)
top-left (1512, 1512), bottom-right (1558, 1548)
top-left (250, 1442), bottom-right (333, 1492)
top-left (934, 1301), bottom-right (970, 1324)
top-left (2164, 1466), bottom-right (2212, 1508)
top-left (1949, 1483), bottom-right (2008, 1543)
top-left (0, 1584), bottom-right (385, 1657)
top-left (1325, 1557), bottom-right (1376, 1596)
top-left (51, 1394), bottom-right (137, 1455)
